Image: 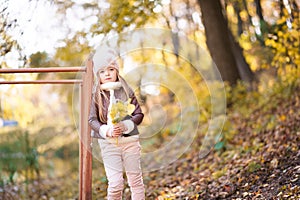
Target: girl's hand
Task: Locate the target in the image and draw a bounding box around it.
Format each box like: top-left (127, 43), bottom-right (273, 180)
top-left (112, 122), bottom-right (127, 137)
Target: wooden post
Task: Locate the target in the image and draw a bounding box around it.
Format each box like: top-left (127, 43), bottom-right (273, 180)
top-left (79, 59), bottom-right (93, 200)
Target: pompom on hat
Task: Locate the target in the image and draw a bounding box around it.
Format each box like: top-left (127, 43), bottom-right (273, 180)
top-left (92, 47), bottom-right (119, 75)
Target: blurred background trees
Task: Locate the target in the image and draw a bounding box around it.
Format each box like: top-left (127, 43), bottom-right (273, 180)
top-left (1, 0), bottom-right (299, 83)
top-left (0, 2), bottom-right (27, 68)
top-left (0, 0), bottom-right (299, 198)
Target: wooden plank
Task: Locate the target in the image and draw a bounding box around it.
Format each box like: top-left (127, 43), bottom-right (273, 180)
top-left (79, 59), bottom-right (93, 200)
top-left (0, 80), bottom-right (82, 84)
top-left (0, 67), bottom-right (86, 73)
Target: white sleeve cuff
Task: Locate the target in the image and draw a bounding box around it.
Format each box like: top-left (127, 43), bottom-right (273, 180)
top-left (122, 120), bottom-right (134, 134)
top-left (99, 125), bottom-right (109, 138)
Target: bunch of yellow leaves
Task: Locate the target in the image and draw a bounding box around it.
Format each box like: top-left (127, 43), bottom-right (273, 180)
top-left (109, 98), bottom-right (135, 124)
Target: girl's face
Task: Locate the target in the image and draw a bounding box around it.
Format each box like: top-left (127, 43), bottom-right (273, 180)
top-left (99, 66), bottom-right (118, 84)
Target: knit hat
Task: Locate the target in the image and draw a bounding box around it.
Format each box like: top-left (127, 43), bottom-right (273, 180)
top-left (93, 47), bottom-right (119, 75)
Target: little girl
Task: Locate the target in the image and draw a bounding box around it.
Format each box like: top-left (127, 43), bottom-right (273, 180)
top-left (88, 49), bottom-right (145, 200)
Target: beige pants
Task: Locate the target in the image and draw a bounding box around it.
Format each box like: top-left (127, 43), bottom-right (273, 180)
top-left (98, 137), bottom-right (145, 200)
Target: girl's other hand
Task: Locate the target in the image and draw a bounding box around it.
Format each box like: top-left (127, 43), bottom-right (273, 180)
top-left (112, 122), bottom-right (127, 137)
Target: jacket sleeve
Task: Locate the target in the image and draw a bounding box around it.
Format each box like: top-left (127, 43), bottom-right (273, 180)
top-left (130, 94), bottom-right (144, 125)
top-left (88, 95), bottom-right (106, 138)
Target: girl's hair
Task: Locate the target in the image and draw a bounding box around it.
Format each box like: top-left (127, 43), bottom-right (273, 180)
top-left (93, 73), bottom-right (134, 123)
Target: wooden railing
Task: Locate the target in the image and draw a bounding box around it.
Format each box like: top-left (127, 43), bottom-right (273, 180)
top-left (0, 60), bottom-right (94, 200)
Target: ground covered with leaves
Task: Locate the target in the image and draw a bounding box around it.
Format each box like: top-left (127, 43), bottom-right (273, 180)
top-left (142, 84), bottom-right (300, 199)
top-left (1, 83), bottom-right (299, 200)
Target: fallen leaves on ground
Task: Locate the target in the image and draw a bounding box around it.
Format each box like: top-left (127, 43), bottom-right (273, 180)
top-left (142, 86), bottom-right (300, 199)
top-left (1, 86), bottom-right (300, 200)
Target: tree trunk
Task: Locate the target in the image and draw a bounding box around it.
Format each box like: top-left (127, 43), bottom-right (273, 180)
top-left (279, 0), bottom-right (285, 17)
top-left (287, 0), bottom-right (298, 19)
top-left (228, 30), bottom-right (255, 83)
top-left (226, 2), bottom-right (256, 83)
top-left (255, 0), bottom-right (268, 45)
top-left (233, 2), bottom-right (243, 36)
top-left (242, 0), bottom-right (252, 24)
top-left (198, 0), bottom-right (240, 85)
top-left (255, 0), bottom-right (264, 22)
